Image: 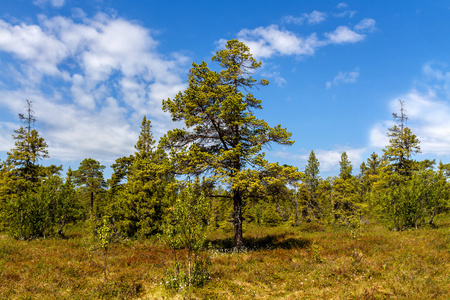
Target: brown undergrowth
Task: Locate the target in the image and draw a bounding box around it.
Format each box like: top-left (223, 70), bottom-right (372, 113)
top-left (1, 220), bottom-right (450, 299)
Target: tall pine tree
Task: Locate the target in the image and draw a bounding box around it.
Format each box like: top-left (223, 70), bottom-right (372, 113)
top-left (162, 40), bottom-right (294, 249)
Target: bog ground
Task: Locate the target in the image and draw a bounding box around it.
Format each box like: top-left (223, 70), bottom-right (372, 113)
top-left (1, 221), bottom-right (450, 299)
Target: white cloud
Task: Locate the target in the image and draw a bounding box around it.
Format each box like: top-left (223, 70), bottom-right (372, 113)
top-left (262, 71), bottom-right (287, 87)
top-left (305, 11), bottom-right (327, 24)
top-left (370, 64), bottom-right (450, 156)
top-left (354, 18), bottom-right (376, 33)
top-left (234, 25), bottom-right (320, 58)
top-left (337, 3), bottom-right (348, 9)
top-left (334, 10), bottom-right (357, 18)
top-left (0, 122), bottom-right (16, 152)
top-left (326, 69), bottom-right (359, 89)
top-left (324, 26), bottom-right (365, 44)
top-left (229, 17), bottom-right (372, 60)
top-left (0, 20), bottom-right (69, 78)
top-left (369, 121), bottom-right (392, 148)
top-left (283, 16), bottom-right (305, 25)
top-left (284, 10), bottom-right (326, 25)
top-left (0, 13), bottom-right (187, 163)
top-left (33, 0), bottom-right (65, 8)
top-left (315, 148), bottom-right (365, 173)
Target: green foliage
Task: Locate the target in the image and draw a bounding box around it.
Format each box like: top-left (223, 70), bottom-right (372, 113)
top-left (370, 101), bottom-right (449, 230)
top-left (165, 183), bottom-right (208, 254)
top-left (308, 240), bottom-right (324, 263)
top-left (339, 152), bottom-right (352, 180)
top-left (162, 39), bottom-right (296, 249)
top-left (4, 175), bottom-right (79, 240)
top-left (107, 155), bottom-right (134, 195)
top-left (55, 168), bottom-right (82, 236)
top-left (0, 102), bottom-right (81, 239)
top-left (73, 158), bottom-right (106, 219)
top-left (332, 177), bottom-right (361, 227)
top-left (262, 203), bottom-right (282, 227)
top-left (6, 128), bottom-right (49, 183)
top-left (377, 169), bottom-right (449, 230)
top-left (332, 152), bottom-right (362, 227)
top-left (114, 116), bottom-right (175, 238)
top-left (164, 182), bottom-right (210, 292)
top-left (98, 215), bottom-right (113, 282)
top-left (382, 100), bottom-right (421, 177)
top-left (302, 150), bottom-right (322, 221)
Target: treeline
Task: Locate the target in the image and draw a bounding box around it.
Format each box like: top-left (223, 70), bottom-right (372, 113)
top-left (0, 41), bottom-right (449, 248)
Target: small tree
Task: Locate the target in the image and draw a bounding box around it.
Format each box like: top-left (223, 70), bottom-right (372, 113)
top-left (5, 176), bottom-right (61, 240)
top-left (383, 100), bottom-right (421, 177)
top-left (262, 202), bottom-right (282, 226)
top-left (164, 182), bottom-right (210, 292)
top-left (56, 168), bottom-right (81, 236)
top-left (303, 150), bottom-right (321, 221)
top-left (376, 100), bottom-right (427, 229)
top-left (73, 158), bottom-right (106, 220)
top-left (339, 152), bottom-right (353, 180)
top-left (98, 215), bottom-right (113, 283)
top-left (331, 152), bottom-right (362, 226)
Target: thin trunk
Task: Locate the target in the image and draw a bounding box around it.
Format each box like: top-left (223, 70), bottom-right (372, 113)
top-left (90, 191), bottom-right (94, 220)
top-left (294, 189), bottom-right (299, 226)
top-left (58, 215), bottom-right (66, 236)
top-left (104, 248), bottom-right (108, 282)
top-left (188, 247), bottom-right (192, 286)
top-left (233, 188), bottom-right (243, 250)
top-left (429, 206), bottom-right (437, 225)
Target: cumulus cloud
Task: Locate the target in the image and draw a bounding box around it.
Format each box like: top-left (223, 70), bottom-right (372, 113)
top-left (305, 11), bottom-right (327, 24)
top-left (233, 25), bottom-right (319, 58)
top-left (0, 13), bottom-right (187, 163)
top-left (0, 122), bottom-right (16, 152)
top-left (315, 148), bottom-right (365, 173)
top-left (370, 63), bottom-right (450, 156)
top-left (326, 69), bottom-right (359, 89)
top-left (0, 20), bottom-right (69, 78)
top-left (285, 11), bottom-right (327, 25)
top-left (33, 0), bottom-right (65, 8)
top-left (354, 18), bottom-right (376, 33)
top-left (226, 18), bottom-right (371, 60)
top-left (217, 2), bottom-right (372, 61)
top-left (324, 26), bottom-right (364, 44)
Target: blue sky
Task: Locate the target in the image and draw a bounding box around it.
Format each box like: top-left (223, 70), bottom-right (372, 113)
top-left (1, 0), bottom-right (450, 179)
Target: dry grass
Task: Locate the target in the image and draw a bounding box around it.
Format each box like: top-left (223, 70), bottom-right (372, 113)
top-left (1, 220), bottom-right (450, 299)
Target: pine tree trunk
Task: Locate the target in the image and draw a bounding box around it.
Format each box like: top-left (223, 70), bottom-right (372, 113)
top-left (233, 189), bottom-right (243, 250)
top-left (90, 191), bottom-right (94, 220)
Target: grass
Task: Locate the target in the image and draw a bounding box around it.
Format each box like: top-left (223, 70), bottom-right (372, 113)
top-left (1, 220), bottom-right (450, 299)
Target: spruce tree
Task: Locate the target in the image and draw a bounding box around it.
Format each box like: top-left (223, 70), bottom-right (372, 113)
top-left (339, 152), bottom-right (352, 180)
top-left (383, 100), bottom-right (421, 177)
top-left (262, 202), bottom-right (282, 227)
top-left (116, 116), bottom-right (175, 237)
top-left (6, 101), bottom-right (50, 185)
top-left (303, 150), bottom-right (321, 221)
top-left (376, 100), bottom-right (438, 230)
top-left (2, 100), bottom-right (66, 239)
top-left (333, 152), bottom-right (361, 226)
